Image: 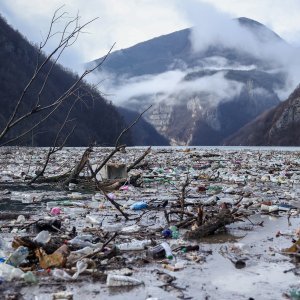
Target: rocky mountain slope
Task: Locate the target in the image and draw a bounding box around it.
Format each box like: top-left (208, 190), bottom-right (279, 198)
top-left (91, 17), bottom-right (292, 145)
top-left (225, 85), bottom-right (300, 146)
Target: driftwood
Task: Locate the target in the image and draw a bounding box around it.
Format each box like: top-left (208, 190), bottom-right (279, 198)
top-left (184, 209), bottom-right (234, 239)
top-left (64, 147), bottom-right (93, 185)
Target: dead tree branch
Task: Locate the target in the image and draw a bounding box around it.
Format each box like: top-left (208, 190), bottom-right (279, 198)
top-left (0, 6), bottom-right (115, 145)
top-left (64, 147), bottom-right (94, 186)
top-left (184, 208), bottom-right (234, 239)
top-left (90, 105), bottom-right (152, 180)
top-left (127, 146), bottom-right (151, 172)
top-left (28, 98), bottom-right (78, 184)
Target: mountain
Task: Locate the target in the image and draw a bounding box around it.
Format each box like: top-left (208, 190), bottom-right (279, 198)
top-left (90, 17), bottom-right (292, 145)
top-left (224, 85), bottom-right (300, 146)
top-left (0, 15), bottom-right (130, 147)
top-left (117, 107), bottom-right (169, 146)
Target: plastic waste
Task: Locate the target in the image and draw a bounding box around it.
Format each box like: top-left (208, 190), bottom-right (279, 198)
top-left (162, 261), bottom-right (186, 271)
top-left (117, 240), bottom-right (151, 251)
top-left (52, 268), bottom-right (72, 280)
top-left (161, 242), bottom-right (173, 259)
top-left (33, 230), bottom-right (51, 245)
top-left (207, 185), bottom-right (223, 195)
top-left (72, 260), bottom-right (88, 279)
top-left (106, 274), bottom-right (143, 287)
top-left (67, 247), bottom-right (94, 266)
top-left (69, 192), bottom-right (84, 199)
top-left (5, 246), bottom-right (29, 267)
top-left (147, 242), bottom-right (173, 259)
top-left (107, 193), bottom-right (116, 200)
top-left (22, 271), bottom-right (38, 284)
top-left (162, 228), bottom-right (172, 238)
top-left (278, 203), bottom-right (296, 211)
top-left (102, 224), bottom-right (123, 232)
top-left (268, 205), bottom-right (279, 212)
top-left (290, 289), bottom-right (300, 300)
top-left (170, 226), bottom-right (179, 239)
top-left (50, 207), bottom-right (61, 215)
top-left (46, 201), bottom-right (58, 209)
top-left (85, 215), bottom-right (100, 225)
top-left (68, 183), bottom-right (77, 191)
top-left (0, 263), bottom-right (24, 281)
top-left (52, 291), bottom-right (74, 300)
top-left (119, 185), bottom-right (129, 191)
top-left (121, 224), bottom-right (140, 233)
top-left (68, 236), bottom-right (102, 249)
top-left (52, 260), bottom-right (87, 280)
top-left (21, 194), bottom-right (36, 203)
top-left (130, 201), bottom-right (148, 210)
top-left (16, 215), bottom-right (26, 224)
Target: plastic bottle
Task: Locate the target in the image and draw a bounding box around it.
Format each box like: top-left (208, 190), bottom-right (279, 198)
top-left (268, 205), bottom-right (279, 212)
top-left (33, 231), bottom-right (51, 245)
top-left (52, 260), bottom-right (88, 280)
top-left (121, 224), bottom-right (140, 233)
top-left (170, 226), bottom-right (179, 239)
top-left (102, 224), bottom-right (123, 232)
top-left (51, 268), bottom-right (72, 280)
top-left (68, 236), bottom-right (102, 249)
top-left (5, 246), bottom-right (29, 267)
top-left (106, 274), bottom-right (143, 287)
top-left (130, 201), bottom-right (148, 210)
top-left (0, 263), bottom-right (24, 281)
top-left (72, 260), bottom-right (88, 279)
top-left (85, 215), bottom-right (100, 225)
top-left (117, 240), bottom-right (151, 251)
top-left (147, 242), bottom-right (173, 259)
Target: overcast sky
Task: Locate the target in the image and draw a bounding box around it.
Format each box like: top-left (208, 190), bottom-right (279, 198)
top-left (1, 0), bottom-right (300, 71)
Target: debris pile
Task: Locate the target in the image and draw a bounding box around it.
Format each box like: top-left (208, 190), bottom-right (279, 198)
top-left (1, 146), bottom-right (300, 299)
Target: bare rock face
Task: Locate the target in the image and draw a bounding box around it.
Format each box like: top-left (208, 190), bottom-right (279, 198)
top-left (140, 72), bottom-right (280, 146)
top-left (225, 86), bottom-right (300, 146)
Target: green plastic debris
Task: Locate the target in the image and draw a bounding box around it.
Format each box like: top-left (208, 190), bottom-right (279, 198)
top-left (290, 289), bottom-right (300, 300)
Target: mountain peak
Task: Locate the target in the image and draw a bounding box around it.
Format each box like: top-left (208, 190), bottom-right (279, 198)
top-left (236, 17), bottom-right (283, 43)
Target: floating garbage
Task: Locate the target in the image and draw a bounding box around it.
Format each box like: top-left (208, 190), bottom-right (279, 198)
top-left (130, 201), bottom-right (148, 210)
top-left (106, 274), bottom-right (143, 287)
top-left (1, 147), bottom-right (300, 299)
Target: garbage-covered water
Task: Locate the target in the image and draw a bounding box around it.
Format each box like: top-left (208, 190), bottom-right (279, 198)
top-left (0, 146), bottom-right (300, 300)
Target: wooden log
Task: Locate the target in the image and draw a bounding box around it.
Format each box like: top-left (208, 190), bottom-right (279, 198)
top-left (184, 209), bottom-right (234, 239)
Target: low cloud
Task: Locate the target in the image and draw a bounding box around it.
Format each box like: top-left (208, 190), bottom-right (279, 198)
top-left (95, 1), bottom-right (300, 108)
